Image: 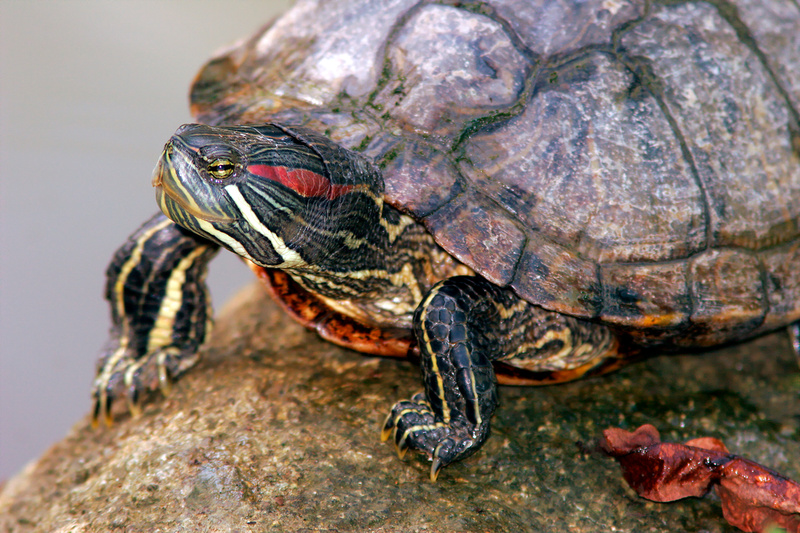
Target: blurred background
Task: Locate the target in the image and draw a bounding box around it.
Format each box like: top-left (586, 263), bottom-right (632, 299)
top-left (0, 0), bottom-right (292, 481)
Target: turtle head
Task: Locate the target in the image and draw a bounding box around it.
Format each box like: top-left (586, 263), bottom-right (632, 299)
top-left (153, 123), bottom-right (383, 269)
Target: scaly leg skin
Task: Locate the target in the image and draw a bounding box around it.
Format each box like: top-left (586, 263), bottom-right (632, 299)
top-left (92, 213), bottom-right (219, 425)
top-left (382, 276), bottom-right (619, 481)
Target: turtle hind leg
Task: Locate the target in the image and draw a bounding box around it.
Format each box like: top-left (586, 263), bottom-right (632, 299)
top-left (382, 275), bottom-right (623, 480)
top-left (92, 213), bottom-right (219, 425)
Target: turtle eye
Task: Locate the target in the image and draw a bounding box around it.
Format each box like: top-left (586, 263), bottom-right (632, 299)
top-left (207, 158), bottom-right (235, 179)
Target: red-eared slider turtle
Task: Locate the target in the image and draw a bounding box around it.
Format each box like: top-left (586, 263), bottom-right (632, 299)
top-left (93, 0), bottom-right (800, 480)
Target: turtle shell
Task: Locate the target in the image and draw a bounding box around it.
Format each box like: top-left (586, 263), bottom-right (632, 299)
top-left (189, 0), bottom-right (800, 348)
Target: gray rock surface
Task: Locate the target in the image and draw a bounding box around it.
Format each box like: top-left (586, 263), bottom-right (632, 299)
top-left (1, 282), bottom-right (799, 532)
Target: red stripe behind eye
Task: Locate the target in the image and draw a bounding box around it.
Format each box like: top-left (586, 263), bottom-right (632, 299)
top-left (247, 164), bottom-right (353, 200)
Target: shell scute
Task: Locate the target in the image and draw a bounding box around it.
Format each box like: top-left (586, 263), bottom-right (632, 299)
top-left (599, 261), bottom-right (691, 337)
top-left (511, 234), bottom-right (600, 319)
top-left (622, 2), bottom-right (800, 250)
top-left (369, 4), bottom-right (533, 135)
top-left (682, 249), bottom-right (766, 346)
top-left (424, 188), bottom-right (525, 287)
top-left (758, 240), bottom-right (800, 334)
top-left (492, 0), bottom-right (645, 57)
top-left (461, 51), bottom-right (707, 266)
top-left (363, 136), bottom-right (460, 217)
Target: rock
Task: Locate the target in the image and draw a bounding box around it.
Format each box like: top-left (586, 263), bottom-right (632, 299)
top-left (1, 282), bottom-right (799, 532)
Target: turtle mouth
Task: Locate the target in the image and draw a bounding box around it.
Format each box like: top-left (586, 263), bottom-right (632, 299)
top-left (152, 145), bottom-right (234, 224)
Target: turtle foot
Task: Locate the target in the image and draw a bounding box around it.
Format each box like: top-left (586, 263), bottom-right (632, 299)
top-left (381, 393), bottom-right (486, 481)
top-left (91, 345), bottom-right (198, 426)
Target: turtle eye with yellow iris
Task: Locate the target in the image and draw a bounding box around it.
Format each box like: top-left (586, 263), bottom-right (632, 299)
top-left (208, 158), bottom-right (235, 179)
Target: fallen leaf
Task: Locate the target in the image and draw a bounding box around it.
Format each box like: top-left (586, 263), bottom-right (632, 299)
top-left (601, 424), bottom-right (800, 533)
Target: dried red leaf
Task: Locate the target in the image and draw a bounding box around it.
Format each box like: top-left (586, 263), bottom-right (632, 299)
top-left (601, 424), bottom-right (800, 533)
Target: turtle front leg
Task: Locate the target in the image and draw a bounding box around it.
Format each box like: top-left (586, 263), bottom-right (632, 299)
top-left (382, 276), bottom-right (622, 480)
top-left (382, 276), bottom-right (505, 480)
top-left (93, 213), bottom-right (219, 425)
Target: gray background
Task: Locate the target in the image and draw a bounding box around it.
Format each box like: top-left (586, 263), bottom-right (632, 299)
top-left (0, 0), bottom-right (292, 481)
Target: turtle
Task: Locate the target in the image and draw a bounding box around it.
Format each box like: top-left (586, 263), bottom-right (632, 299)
top-left (93, 0), bottom-right (800, 481)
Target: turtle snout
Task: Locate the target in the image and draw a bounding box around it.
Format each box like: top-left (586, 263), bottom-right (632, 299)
top-left (152, 158), bottom-right (164, 188)
top-left (174, 123), bottom-right (195, 135)
top-left (151, 142), bottom-right (175, 188)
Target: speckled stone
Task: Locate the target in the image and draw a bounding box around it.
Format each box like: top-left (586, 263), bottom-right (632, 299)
top-left (1, 282), bottom-right (798, 532)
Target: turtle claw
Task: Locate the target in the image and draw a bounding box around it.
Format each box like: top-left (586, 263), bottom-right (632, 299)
top-left (426, 438), bottom-right (475, 481)
top-left (430, 455), bottom-right (444, 482)
top-left (126, 394), bottom-right (143, 419)
top-left (430, 441), bottom-right (454, 481)
top-left (380, 412), bottom-right (411, 459)
top-left (91, 389), bottom-right (113, 429)
top-left (91, 345), bottom-right (197, 425)
top-left (395, 431), bottom-right (411, 459)
top-left (380, 412), bottom-right (395, 442)
top-left (382, 394), bottom-right (488, 480)
top-left (396, 443), bottom-right (409, 460)
top-left (91, 362), bottom-right (123, 428)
